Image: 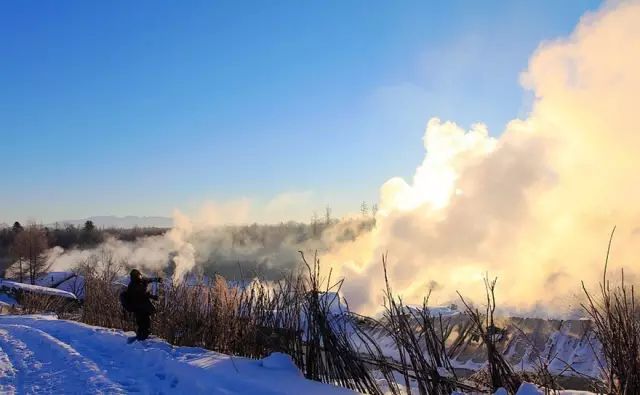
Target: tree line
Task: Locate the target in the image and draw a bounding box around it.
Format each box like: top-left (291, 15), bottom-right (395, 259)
top-left (0, 221), bottom-right (166, 283)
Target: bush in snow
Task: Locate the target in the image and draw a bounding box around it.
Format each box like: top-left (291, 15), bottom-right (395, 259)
top-left (581, 228), bottom-right (640, 394)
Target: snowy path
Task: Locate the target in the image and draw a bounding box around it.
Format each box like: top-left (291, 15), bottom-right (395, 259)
top-left (0, 315), bottom-right (356, 395)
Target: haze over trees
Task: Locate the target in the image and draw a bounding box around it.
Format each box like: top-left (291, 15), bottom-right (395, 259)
top-left (0, 221), bottom-right (167, 280)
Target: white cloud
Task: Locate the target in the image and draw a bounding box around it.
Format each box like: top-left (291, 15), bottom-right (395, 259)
top-left (323, 0), bottom-right (640, 316)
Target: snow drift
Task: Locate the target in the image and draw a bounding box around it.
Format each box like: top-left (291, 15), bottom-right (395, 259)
top-left (0, 315), bottom-right (355, 395)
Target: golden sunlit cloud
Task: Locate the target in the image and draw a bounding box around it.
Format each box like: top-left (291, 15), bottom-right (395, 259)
top-left (324, 0), bottom-right (640, 316)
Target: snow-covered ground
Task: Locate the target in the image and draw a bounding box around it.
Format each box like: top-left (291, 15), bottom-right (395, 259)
top-left (504, 382), bottom-right (595, 395)
top-left (0, 315), bottom-right (356, 395)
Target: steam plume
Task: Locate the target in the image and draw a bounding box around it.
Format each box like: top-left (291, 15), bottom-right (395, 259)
top-left (323, 1), bottom-right (640, 316)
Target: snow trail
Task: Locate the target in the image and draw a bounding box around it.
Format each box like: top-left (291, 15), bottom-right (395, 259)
top-left (0, 315), bottom-right (355, 395)
top-left (0, 324), bottom-right (125, 394)
top-left (0, 335), bottom-right (17, 395)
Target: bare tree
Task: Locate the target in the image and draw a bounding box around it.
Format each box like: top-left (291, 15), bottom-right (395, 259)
top-left (311, 212), bottom-right (319, 237)
top-left (582, 227), bottom-right (640, 394)
top-left (8, 245), bottom-right (24, 282)
top-left (360, 201), bottom-right (369, 217)
top-left (458, 276), bottom-right (521, 393)
top-left (12, 224), bottom-right (49, 284)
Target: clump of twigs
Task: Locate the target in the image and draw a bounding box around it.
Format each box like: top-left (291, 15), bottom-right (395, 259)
top-left (77, 253), bottom-right (135, 330)
top-left (151, 272), bottom-right (305, 361)
top-left (581, 227), bottom-right (640, 394)
top-left (19, 292), bottom-right (79, 318)
top-left (458, 276), bottom-right (521, 393)
top-left (299, 251), bottom-right (382, 394)
top-left (351, 254), bottom-right (476, 395)
top-left (81, 274), bottom-right (135, 331)
top-left (509, 322), bottom-right (563, 393)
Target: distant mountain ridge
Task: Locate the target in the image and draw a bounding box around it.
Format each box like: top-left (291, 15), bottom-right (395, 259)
top-left (50, 216), bottom-right (173, 229)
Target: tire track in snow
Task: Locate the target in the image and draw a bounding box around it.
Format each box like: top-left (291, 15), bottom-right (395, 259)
top-left (0, 317), bottom-right (357, 395)
top-left (0, 337), bottom-right (17, 395)
top-left (0, 324), bottom-right (126, 394)
top-left (7, 320), bottom-right (190, 393)
top-left (0, 327), bottom-right (39, 394)
top-left (10, 319), bottom-right (283, 394)
top-left (40, 326), bottom-right (192, 394)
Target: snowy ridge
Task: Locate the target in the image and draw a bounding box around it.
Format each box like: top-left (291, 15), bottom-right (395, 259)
top-left (0, 280), bottom-right (77, 300)
top-left (451, 317), bottom-right (602, 377)
top-left (357, 315), bottom-right (602, 379)
top-left (0, 315), bottom-right (355, 395)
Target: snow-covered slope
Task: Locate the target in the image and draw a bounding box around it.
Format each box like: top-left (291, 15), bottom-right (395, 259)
top-left (0, 315), bottom-right (356, 395)
top-left (358, 315), bottom-right (602, 379)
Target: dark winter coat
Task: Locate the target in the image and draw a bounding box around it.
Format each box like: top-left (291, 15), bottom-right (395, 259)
top-left (125, 277), bottom-right (161, 315)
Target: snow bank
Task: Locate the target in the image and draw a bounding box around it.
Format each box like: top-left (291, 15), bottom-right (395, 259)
top-left (0, 315), bottom-right (356, 394)
top-left (0, 294), bottom-right (18, 306)
top-left (260, 352), bottom-right (302, 376)
top-left (401, 304), bottom-right (460, 317)
top-left (494, 382), bottom-right (596, 395)
top-left (0, 280), bottom-right (77, 300)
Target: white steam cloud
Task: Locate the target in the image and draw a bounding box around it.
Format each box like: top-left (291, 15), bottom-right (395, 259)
top-left (322, 0), bottom-right (640, 316)
top-left (167, 211), bottom-right (195, 281)
top-left (46, 205), bottom-right (375, 284)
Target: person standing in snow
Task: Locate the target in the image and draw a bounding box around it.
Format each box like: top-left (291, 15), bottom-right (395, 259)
top-left (121, 269), bottom-right (163, 341)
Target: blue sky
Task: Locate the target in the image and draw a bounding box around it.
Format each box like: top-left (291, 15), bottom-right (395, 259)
top-left (0, 0), bottom-right (601, 224)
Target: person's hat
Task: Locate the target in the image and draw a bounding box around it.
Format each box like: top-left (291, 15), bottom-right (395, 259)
top-left (130, 269), bottom-right (142, 280)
